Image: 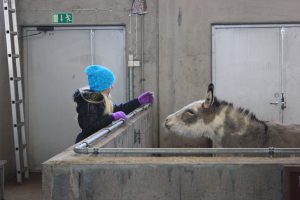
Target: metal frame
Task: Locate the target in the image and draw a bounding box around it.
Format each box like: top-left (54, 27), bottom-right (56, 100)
top-left (3, 0), bottom-right (29, 183)
top-left (282, 166), bottom-right (300, 199)
top-left (212, 24), bottom-right (300, 29)
top-left (0, 161), bottom-right (6, 200)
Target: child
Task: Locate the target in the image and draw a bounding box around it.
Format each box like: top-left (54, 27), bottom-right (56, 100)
top-left (73, 65), bottom-right (154, 143)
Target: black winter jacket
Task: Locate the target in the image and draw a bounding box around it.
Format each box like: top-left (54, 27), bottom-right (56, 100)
top-left (73, 89), bottom-right (141, 141)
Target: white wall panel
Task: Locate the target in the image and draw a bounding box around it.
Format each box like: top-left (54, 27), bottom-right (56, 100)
top-left (94, 28), bottom-right (126, 104)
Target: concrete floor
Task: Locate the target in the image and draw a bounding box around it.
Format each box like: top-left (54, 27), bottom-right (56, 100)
top-left (4, 173), bottom-right (42, 200)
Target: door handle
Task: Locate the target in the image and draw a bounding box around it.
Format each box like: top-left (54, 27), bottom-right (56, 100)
top-left (281, 93), bottom-right (287, 110)
top-left (270, 93), bottom-right (287, 110)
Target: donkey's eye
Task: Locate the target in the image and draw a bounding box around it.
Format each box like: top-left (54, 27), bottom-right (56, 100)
top-left (186, 109), bottom-right (195, 115)
top-left (182, 109), bottom-right (197, 122)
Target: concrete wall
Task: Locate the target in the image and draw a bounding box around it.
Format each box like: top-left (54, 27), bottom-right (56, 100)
top-left (44, 155), bottom-right (300, 200)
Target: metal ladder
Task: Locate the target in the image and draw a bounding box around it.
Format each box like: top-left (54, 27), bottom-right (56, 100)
top-left (3, 0), bottom-right (29, 183)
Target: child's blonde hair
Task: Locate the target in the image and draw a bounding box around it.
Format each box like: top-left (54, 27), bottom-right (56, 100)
top-left (101, 92), bottom-right (113, 113)
top-left (79, 88), bottom-right (113, 113)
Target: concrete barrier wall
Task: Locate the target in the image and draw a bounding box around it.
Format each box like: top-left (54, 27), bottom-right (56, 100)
top-left (43, 107), bottom-right (300, 199)
top-left (43, 156), bottom-right (300, 200)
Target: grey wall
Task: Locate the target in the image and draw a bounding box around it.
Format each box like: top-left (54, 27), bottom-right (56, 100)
top-left (2, 0), bottom-right (300, 181)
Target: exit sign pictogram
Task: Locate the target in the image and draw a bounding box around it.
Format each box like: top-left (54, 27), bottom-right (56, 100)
top-left (52, 13), bottom-right (74, 24)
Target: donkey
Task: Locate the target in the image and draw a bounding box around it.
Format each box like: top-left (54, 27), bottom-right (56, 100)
top-left (165, 84), bottom-right (300, 148)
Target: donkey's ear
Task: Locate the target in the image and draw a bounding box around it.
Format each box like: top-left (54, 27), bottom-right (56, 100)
top-left (204, 83), bottom-right (214, 108)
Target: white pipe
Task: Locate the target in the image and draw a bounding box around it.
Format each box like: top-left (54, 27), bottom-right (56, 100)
top-left (129, 67), bottom-right (134, 100)
top-left (74, 147), bottom-right (300, 156)
top-left (90, 29), bottom-right (95, 64)
top-left (141, 14), bottom-right (145, 92)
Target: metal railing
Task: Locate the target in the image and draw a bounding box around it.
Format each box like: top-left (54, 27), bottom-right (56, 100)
top-left (74, 104), bottom-right (151, 152)
top-left (74, 146), bottom-right (300, 157)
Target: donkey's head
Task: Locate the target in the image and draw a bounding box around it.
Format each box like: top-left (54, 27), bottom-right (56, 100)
top-left (164, 84), bottom-right (221, 139)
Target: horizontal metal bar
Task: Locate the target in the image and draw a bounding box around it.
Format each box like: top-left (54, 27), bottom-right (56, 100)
top-left (12, 54), bottom-right (19, 58)
top-left (8, 8), bottom-right (16, 13)
top-left (10, 77), bottom-right (22, 81)
top-left (21, 167), bottom-right (28, 173)
top-left (23, 26), bottom-right (125, 32)
top-left (12, 99), bottom-right (23, 104)
top-left (8, 54), bottom-right (19, 58)
top-left (74, 105), bottom-right (151, 150)
top-left (14, 122), bottom-right (24, 127)
top-left (10, 31), bottom-right (18, 35)
top-left (213, 24), bottom-right (300, 29)
top-left (74, 147), bottom-right (300, 156)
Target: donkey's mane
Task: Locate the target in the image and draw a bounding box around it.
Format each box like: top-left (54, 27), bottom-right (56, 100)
top-left (213, 97), bottom-right (267, 126)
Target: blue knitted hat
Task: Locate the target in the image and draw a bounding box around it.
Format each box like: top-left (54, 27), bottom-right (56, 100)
top-left (85, 65), bottom-right (116, 92)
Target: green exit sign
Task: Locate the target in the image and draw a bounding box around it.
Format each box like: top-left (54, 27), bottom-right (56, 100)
top-left (52, 13), bottom-right (74, 24)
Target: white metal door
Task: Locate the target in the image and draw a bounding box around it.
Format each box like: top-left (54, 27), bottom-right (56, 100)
top-left (23, 26), bottom-right (126, 171)
top-left (94, 28), bottom-right (126, 104)
top-left (212, 25), bottom-right (300, 124)
top-left (213, 26), bottom-right (281, 122)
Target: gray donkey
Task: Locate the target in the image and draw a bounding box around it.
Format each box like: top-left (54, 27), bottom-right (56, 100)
top-left (165, 84), bottom-right (300, 148)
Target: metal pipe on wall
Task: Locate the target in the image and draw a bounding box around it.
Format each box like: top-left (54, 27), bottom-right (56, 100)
top-left (129, 67), bottom-right (134, 100)
top-left (141, 14), bottom-right (145, 92)
top-left (128, 11), bottom-right (133, 100)
top-left (90, 29), bottom-right (95, 64)
top-left (74, 147), bottom-right (300, 156)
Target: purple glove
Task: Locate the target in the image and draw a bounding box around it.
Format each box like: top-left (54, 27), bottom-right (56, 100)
top-left (138, 91), bottom-right (154, 105)
top-left (112, 111), bottom-right (128, 121)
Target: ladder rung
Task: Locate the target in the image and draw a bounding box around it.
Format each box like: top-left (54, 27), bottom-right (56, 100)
top-left (10, 77), bottom-right (22, 81)
top-left (8, 8), bottom-right (16, 13)
top-left (21, 167), bottom-right (29, 173)
top-left (8, 54), bottom-right (20, 58)
top-left (22, 144), bottom-right (27, 149)
top-left (12, 99), bottom-right (23, 104)
top-left (11, 31), bottom-right (18, 36)
top-left (5, 30), bottom-right (18, 35)
top-left (14, 144), bottom-right (27, 151)
top-left (17, 167), bottom-right (29, 174)
top-left (14, 122), bottom-right (25, 127)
